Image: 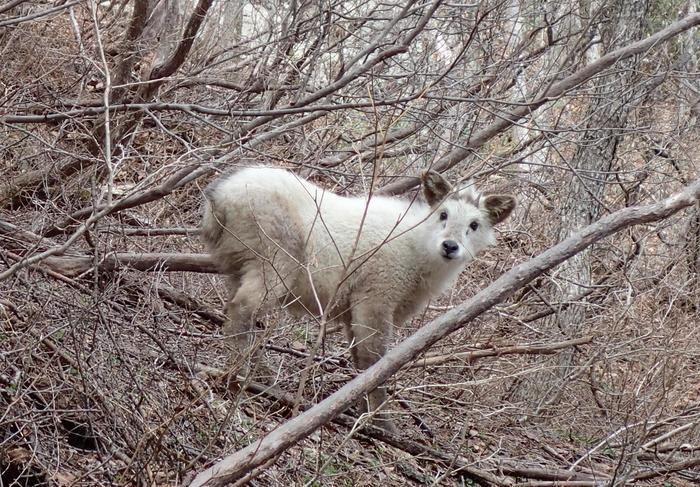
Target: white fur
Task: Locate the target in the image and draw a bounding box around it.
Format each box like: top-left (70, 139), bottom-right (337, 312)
top-left (201, 167), bottom-right (512, 429)
top-left (204, 168), bottom-right (497, 321)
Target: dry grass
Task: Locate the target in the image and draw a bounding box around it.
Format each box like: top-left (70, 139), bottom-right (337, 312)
top-left (3, 177), bottom-right (700, 485)
top-left (2, 2), bottom-right (700, 486)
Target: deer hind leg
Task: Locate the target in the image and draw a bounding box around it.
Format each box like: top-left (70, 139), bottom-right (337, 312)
top-left (347, 302), bottom-right (397, 433)
top-left (223, 263), bottom-right (275, 383)
top-left (223, 255), bottom-right (299, 384)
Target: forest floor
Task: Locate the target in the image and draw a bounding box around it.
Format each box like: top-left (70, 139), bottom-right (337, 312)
top-left (2, 202), bottom-right (700, 486)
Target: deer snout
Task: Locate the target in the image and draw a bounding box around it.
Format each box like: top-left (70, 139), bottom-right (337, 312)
top-left (441, 240), bottom-right (460, 259)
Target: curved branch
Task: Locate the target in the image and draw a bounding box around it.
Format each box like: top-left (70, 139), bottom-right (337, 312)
top-left (189, 176), bottom-right (700, 486)
top-left (40, 110), bottom-right (329, 237)
top-left (144, 0), bottom-right (214, 92)
top-left (111, 0), bottom-right (149, 103)
top-left (378, 11), bottom-right (700, 196)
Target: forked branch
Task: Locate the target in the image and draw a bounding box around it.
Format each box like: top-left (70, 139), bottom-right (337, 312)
top-left (378, 12), bottom-right (700, 196)
top-left (189, 177), bottom-right (700, 486)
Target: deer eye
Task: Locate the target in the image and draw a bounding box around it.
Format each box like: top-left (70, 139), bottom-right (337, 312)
top-left (439, 210), bottom-right (448, 221)
top-left (469, 221), bottom-right (479, 231)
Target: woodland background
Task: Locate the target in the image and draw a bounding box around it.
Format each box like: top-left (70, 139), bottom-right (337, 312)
top-left (2, 0), bottom-right (700, 485)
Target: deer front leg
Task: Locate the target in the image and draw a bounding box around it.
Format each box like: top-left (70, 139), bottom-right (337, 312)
top-left (348, 302), bottom-right (397, 434)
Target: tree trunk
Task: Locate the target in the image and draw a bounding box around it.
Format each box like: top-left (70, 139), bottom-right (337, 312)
top-left (552, 0), bottom-right (649, 376)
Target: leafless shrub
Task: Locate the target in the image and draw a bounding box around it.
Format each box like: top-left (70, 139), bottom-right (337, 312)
top-left (2, 0), bottom-right (700, 486)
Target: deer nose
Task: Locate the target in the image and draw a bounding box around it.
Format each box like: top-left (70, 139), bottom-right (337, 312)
top-left (442, 240), bottom-right (459, 257)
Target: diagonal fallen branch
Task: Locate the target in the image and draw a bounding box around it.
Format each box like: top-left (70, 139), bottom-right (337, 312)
top-left (412, 335), bottom-right (593, 368)
top-left (189, 177), bottom-right (700, 486)
top-left (193, 365), bottom-right (511, 486)
top-left (192, 337), bottom-right (599, 484)
top-left (41, 252), bottom-right (217, 276)
top-left (629, 455), bottom-right (700, 482)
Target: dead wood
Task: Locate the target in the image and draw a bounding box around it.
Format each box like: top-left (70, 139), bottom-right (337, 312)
top-left (188, 176), bottom-right (700, 486)
top-left (413, 336), bottom-right (593, 368)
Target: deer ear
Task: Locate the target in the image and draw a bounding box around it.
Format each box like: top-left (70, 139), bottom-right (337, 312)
top-left (421, 170), bottom-right (453, 207)
top-left (481, 194), bottom-right (516, 225)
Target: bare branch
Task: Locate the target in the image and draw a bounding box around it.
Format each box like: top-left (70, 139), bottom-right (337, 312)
top-left (378, 11), bottom-right (700, 196)
top-left (0, 96), bottom-right (423, 124)
top-left (100, 226), bottom-right (200, 236)
top-left (629, 455), bottom-right (700, 481)
top-left (0, 0), bottom-right (29, 16)
top-left (411, 335), bottom-right (593, 368)
top-left (40, 253), bottom-right (217, 276)
top-left (41, 109), bottom-right (330, 237)
top-left (140, 0), bottom-right (214, 97)
top-left (188, 178), bottom-right (700, 486)
top-left (111, 0), bottom-right (149, 103)
top-left (0, 0), bottom-right (80, 27)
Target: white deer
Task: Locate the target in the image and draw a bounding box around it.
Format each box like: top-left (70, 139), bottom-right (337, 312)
top-left (202, 167), bottom-right (515, 431)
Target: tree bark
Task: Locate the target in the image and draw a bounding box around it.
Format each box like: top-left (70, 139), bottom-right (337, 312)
top-left (377, 11), bottom-right (700, 196)
top-left (553, 0), bottom-right (649, 374)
